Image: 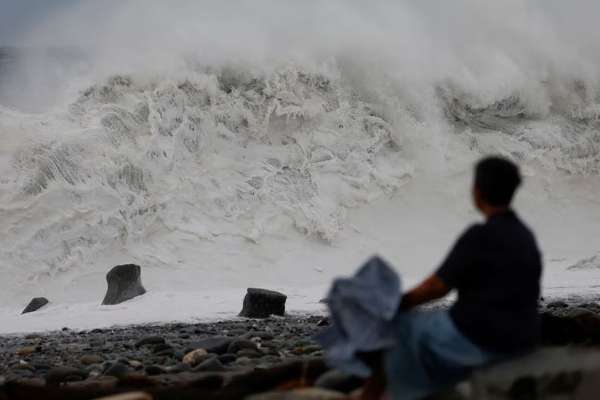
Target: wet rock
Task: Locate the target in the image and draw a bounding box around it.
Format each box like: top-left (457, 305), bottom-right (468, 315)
top-left (193, 357), bottom-right (225, 372)
top-left (104, 362), bottom-right (132, 379)
top-left (81, 354), bottom-right (105, 366)
top-left (182, 349), bottom-right (209, 366)
top-left (218, 353), bottom-right (237, 364)
top-left (46, 366), bottom-right (88, 385)
top-left (165, 363), bottom-right (191, 374)
top-left (240, 288), bottom-right (287, 318)
top-left (135, 336), bottom-right (165, 348)
top-left (238, 349), bottom-right (262, 358)
top-left (315, 369), bottom-right (363, 393)
top-left (186, 337), bottom-right (232, 355)
top-left (228, 339), bottom-right (258, 353)
top-left (144, 365), bottom-right (166, 376)
top-left (102, 264), bottom-right (146, 305)
top-left (22, 297), bottom-right (49, 314)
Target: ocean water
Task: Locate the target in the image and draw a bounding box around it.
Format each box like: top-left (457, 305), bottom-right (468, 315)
top-left (0, 1), bottom-right (599, 333)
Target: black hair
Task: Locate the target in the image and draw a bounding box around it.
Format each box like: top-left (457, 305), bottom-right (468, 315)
top-left (474, 156), bottom-right (522, 206)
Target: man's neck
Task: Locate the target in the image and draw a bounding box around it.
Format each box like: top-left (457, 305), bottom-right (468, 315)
top-left (483, 206), bottom-right (509, 220)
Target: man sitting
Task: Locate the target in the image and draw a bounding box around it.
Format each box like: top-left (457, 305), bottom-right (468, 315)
top-left (366, 156), bottom-right (543, 399)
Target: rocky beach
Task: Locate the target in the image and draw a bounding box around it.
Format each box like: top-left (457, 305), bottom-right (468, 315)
top-left (2, 297), bottom-right (600, 400)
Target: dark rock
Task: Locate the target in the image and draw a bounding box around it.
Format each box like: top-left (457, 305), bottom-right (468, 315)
top-left (102, 264), bottom-right (146, 305)
top-left (144, 365), bottom-right (166, 376)
top-left (21, 297), bottom-right (49, 314)
top-left (315, 369), bottom-right (363, 393)
top-left (237, 349), bottom-right (262, 358)
top-left (150, 343), bottom-right (173, 354)
top-left (166, 363), bottom-right (191, 374)
top-left (45, 366), bottom-right (88, 385)
top-left (218, 353), bottom-right (237, 364)
top-left (193, 357), bottom-right (226, 372)
top-left (186, 337), bottom-right (232, 355)
top-left (104, 362), bottom-right (132, 379)
top-left (228, 339), bottom-right (258, 353)
top-left (239, 288), bottom-right (287, 318)
top-left (135, 336), bottom-right (165, 348)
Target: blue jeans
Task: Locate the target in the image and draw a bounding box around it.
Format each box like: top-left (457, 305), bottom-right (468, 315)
top-left (384, 310), bottom-right (501, 400)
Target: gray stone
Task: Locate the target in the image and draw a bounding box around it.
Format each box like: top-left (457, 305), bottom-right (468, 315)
top-left (102, 264), bottom-right (146, 305)
top-left (22, 297), bottom-right (49, 314)
top-left (228, 339), bottom-right (258, 353)
top-left (237, 349), bottom-right (262, 358)
top-left (193, 357), bottom-right (225, 372)
top-left (104, 362), bottom-right (132, 379)
top-left (134, 336), bottom-right (165, 348)
top-left (144, 365), bottom-right (166, 375)
top-left (239, 288), bottom-right (287, 318)
top-left (186, 337), bottom-right (232, 355)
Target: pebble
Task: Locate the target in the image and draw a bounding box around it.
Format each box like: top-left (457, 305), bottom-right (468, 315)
top-left (135, 336), bottom-right (166, 348)
top-left (81, 354), bottom-right (105, 365)
top-left (186, 337), bottom-right (232, 355)
top-left (182, 348), bottom-right (209, 366)
top-left (228, 339), bottom-right (258, 353)
top-left (237, 349), bottom-right (262, 358)
top-left (193, 357), bottom-right (225, 372)
top-left (16, 345), bottom-right (40, 356)
top-left (145, 365), bottom-right (166, 376)
top-left (218, 353), bottom-right (237, 364)
top-left (104, 362), bottom-right (132, 379)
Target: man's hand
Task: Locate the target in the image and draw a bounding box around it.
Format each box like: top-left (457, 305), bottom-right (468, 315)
top-left (400, 274), bottom-right (451, 310)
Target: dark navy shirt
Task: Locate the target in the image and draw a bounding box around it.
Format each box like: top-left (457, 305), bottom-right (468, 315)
top-left (436, 210), bottom-right (542, 354)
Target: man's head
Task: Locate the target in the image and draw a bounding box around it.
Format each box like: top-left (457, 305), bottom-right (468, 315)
top-left (473, 156), bottom-right (521, 216)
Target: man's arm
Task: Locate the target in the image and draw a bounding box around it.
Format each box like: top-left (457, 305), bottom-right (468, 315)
top-left (400, 274), bottom-right (450, 310)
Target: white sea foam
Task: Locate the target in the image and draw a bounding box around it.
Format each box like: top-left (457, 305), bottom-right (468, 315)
top-left (0, 1), bottom-right (599, 333)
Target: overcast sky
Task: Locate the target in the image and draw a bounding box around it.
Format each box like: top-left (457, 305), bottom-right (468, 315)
top-left (0, 0), bottom-right (79, 45)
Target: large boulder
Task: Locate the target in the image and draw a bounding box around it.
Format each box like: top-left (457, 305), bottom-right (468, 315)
top-left (102, 264), bottom-right (146, 305)
top-left (239, 288), bottom-right (287, 318)
top-left (22, 297), bottom-right (49, 314)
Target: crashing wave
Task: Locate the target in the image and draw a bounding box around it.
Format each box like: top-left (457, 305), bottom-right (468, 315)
top-left (1, 59), bottom-right (600, 300)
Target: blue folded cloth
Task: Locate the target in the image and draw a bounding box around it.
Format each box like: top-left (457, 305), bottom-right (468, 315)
top-left (315, 256), bottom-right (403, 377)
